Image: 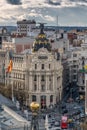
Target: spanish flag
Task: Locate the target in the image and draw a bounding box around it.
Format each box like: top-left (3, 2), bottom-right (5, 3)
top-left (84, 65), bottom-right (87, 70)
top-left (6, 60), bottom-right (13, 73)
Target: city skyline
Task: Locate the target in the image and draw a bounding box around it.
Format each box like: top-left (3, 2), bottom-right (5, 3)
top-left (0, 0), bottom-right (87, 26)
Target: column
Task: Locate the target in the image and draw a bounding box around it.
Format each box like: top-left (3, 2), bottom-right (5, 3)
top-left (46, 95), bottom-right (50, 107)
top-left (46, 75), bottom-right (48, 91)
top-left (38, 74), bottom-right (41, 92)
top-left (29, 94), bottom-right (32, 104)
top-left (37, 75), bottom-right (39, 91)
top-left (29, 74), bottom-right (33, 91)
top-left (53, 95), bottom-right (56, 105)
top-left (25, 72), bottom-right (29, 90)
top-left (53, 74), bottom-right (55, 91)
top-left (60, 92), bottom-right (62, 101)
top-left (37, 95), bottom-right (40, 105)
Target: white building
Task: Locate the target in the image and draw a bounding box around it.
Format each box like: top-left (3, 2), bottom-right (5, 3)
top-left (78, 50), bottom-right (87, 97)
top-left (17, 19), bottom-right (36, 36)
top-left (85, 74), bottom-right (87, 114)
top-left (68, 48), bottom-right (81, 84)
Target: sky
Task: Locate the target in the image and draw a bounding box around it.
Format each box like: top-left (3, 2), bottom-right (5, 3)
top-left (0, 0), bottom-right (87, 26)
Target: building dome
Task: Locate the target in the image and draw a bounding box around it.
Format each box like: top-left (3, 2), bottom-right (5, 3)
top-left (32, 23), bottom-right (51, 52)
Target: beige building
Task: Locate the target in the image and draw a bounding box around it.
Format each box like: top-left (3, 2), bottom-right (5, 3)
top-left (5, 24), bottom-right (63, 108)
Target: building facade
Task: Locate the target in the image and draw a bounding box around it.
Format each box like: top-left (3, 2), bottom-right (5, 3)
top-left (77, 50), bottom-right (87, 97)
top-left (5, 48), bottom-right (63, 108)
top-left (5, 24), bottom-right (63, 108)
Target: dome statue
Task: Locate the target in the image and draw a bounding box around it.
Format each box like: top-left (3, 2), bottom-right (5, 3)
top-left (32, 23), bottom-right (51, 52)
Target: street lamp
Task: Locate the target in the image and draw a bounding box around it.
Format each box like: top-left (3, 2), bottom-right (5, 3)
top-left (30, 102), bottom-right (40, 130)
top-left (70, 88), bottom-right (73, 99)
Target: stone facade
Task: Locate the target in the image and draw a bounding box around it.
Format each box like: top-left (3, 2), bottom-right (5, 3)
top-left (5, 48), bottom-right (63, 108)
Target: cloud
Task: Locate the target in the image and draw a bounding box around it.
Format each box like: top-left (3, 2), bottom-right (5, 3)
top-left (0, 0), bottom-right (87, 26)
top-left (44, 15), bottom-right (55, 21)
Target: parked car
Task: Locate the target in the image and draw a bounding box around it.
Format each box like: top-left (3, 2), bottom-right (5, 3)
top-left (54, 121), bottom-right (60, 127)
top-left (80, 113), bottom-right (85, 118)
top-left (62, 109), bottom-right (68, 114)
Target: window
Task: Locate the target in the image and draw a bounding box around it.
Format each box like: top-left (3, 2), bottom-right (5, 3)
top-left (50, 95), bottom-right (53, 103)
top-left (41, 85), bottom-right (45, 92)
top-left (73, 54), bottom-right (77, 57)
top-left (40, 95), bottom-right (46, 109)
top-left (63, 48), bottom-right (65, 51)
top-left (83, 80), bottom-right (85, 84)
top-left (49, 64), bottom-right (50, 69)
top-left (81, 87), bottom-right (84, 90)
top-left (34, 75), bottom-right (37, 81)
top-left (73, 65), bottom-right (77, 68)
top-left (73, 60), bottom-right (77, 63)
top-left (41, 75), bottom-right (45, 81)
top-left (42, 64), bottom-right (44, 69)
top-left (82, 60), bottom-right (85, 65)
top-left (35, 64), bottom-right (37, 69)
top-left (73, 70), bottom-right (77, 73)
top-left (73, 75), bottom-right (76, 79)
top-left (49, 76), bottom-right (51, 81)
top-left (23, 74), bottom-right (25, 80)
top-left (32, 95), bottom-right (36, 101)
top-left (34, 84), bottom-right (37, 91)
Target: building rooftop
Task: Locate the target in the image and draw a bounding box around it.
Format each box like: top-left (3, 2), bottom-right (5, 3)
top-left (32, 23), bottom-right (51, 52)
top-left (0, 94), bottom-right (30, 130)
top-left (17, 19), bottom-right (36, 24)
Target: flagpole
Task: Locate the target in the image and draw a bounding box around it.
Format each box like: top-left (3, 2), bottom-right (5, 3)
top-left (12, 79), bottom-right (14, 102)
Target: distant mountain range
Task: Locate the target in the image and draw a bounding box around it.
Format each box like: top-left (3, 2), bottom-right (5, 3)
top-left (0, 26), bottom-right (87, 33)
top-left (6, 0), bottom-right (22, 5)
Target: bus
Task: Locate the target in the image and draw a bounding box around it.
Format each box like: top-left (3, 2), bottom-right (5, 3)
top-left (61, 116), bottom-right (68, 129)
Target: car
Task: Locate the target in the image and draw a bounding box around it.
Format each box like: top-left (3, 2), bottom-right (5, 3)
top-left (76, 121), bottom-right (80, 125)
top-left (76, 97), bottom-right (80, 100)
top-left (67, 118), bottom-right (73, 123)
top-left (54, 121), bottom-right (60, 127)
top-left (61, 104), bottom-right (66, 109)
top-left (76, 110), bottom-right (81, 114)
top-left (51, 126), bottom-right (61, 130)
top-left (62, 109), bottom-right (68, 114)
top-left (74, 106), bottom-right (80, 109)
top-left (52, 118), bottom-right (55, 121)
top-left (80, 113), bottom-right (85, 118)
top-left (48, 125), bottom-right (52, 129)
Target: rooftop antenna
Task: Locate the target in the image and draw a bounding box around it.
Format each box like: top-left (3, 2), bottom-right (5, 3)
top-left (56, 15), bottom-right (59, 39)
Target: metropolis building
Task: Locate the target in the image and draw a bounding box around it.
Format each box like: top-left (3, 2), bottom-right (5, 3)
top-left (5, 24), bottom-right (63, 108)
